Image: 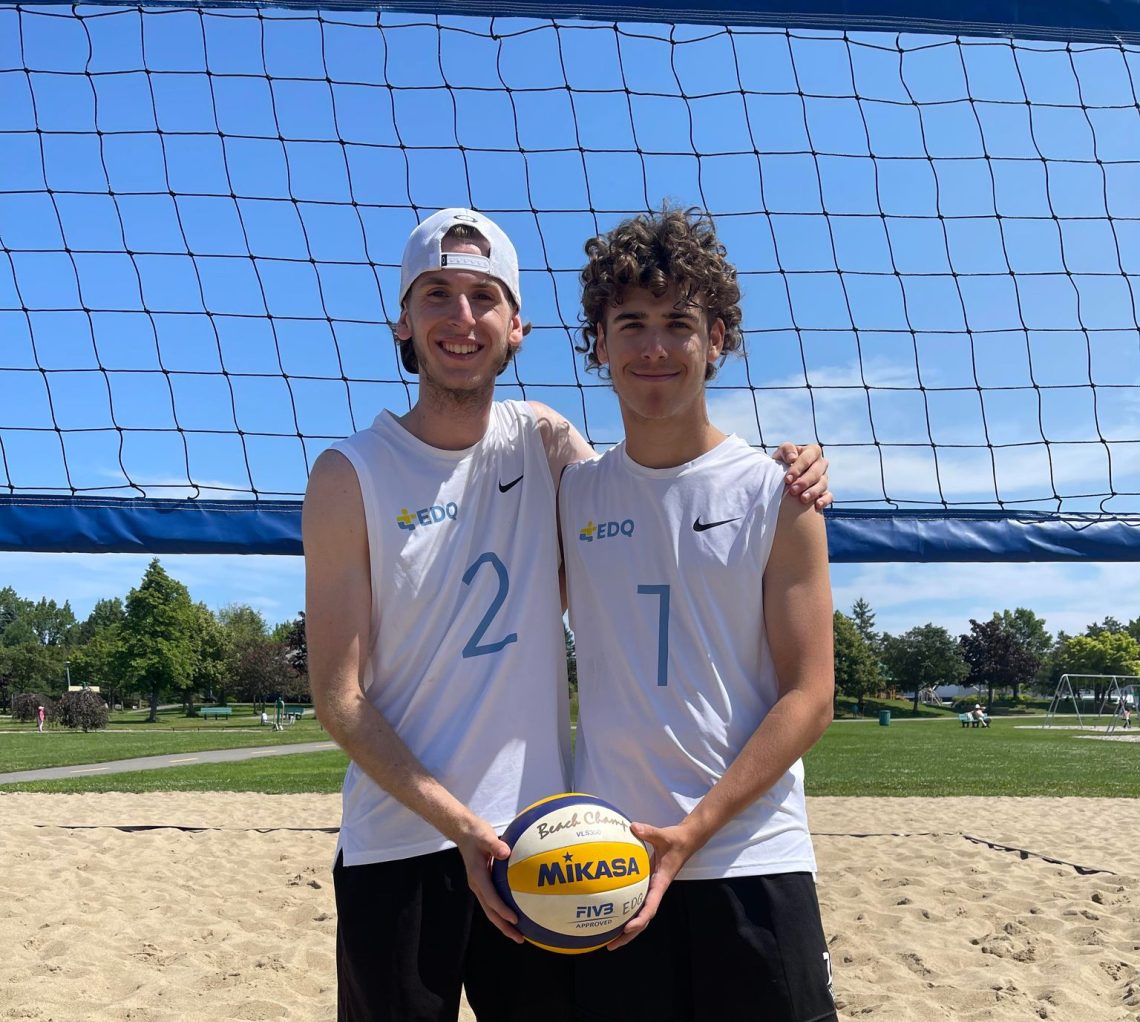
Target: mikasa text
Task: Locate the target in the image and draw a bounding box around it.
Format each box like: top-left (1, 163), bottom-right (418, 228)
top-left (536, 856), bottom-right (642, 886)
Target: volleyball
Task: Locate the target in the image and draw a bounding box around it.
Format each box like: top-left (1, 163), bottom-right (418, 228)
top-left (492, 793), bottom-right (652, 954)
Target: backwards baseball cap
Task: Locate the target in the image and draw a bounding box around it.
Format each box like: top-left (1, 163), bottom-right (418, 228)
top-left (399, 208), bottom-right (521, 308)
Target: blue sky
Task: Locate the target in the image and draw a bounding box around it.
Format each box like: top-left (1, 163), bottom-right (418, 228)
top-left (0, 5), bottom-right (1138, 641)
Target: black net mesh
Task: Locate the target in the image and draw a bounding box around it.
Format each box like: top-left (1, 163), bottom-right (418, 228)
top-left (1, 4), bottom-right (1138, 521)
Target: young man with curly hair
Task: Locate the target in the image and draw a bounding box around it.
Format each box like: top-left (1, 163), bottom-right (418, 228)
top-left (303, 208), bottom-right (832, 1022)
top-left (561, 206), bottom-right (838, 1022)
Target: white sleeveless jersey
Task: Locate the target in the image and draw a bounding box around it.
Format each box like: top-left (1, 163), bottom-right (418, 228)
top-left (560, 436), bottom-right (817, 880)
top-left (330, 400), bottom-right (570, 865)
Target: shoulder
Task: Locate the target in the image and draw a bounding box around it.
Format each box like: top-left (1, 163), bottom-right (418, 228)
top-left (728, 437), bottom-right (782, 475)
top-left (303, 449), bottom-right (365, 541)
top-left (526, 400), bottom-right (591, 451)
top-left (307, 447), bottom-right (359, 495)
top-left (561, 441), bottom-right (613, 483)
top-left (708, 438), bottom-right (785, 499)
top-left (525, 399), bottom-right (596, 483)
top-left (303, 452), bottom-right (370, 618)
top-left (559, 454), bottom-right (588, 501)
top-left (523, 399), bottom-right (564, 429)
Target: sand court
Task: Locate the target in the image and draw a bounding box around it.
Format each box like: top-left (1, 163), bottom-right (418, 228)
top-left (2, 793), bottom-right (1137, 1021)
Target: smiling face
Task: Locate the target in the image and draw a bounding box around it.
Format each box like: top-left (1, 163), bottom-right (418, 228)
top-left (396, 235), bottom-right (523, 404)
top-left (596, 286), bottom-right (724, 426)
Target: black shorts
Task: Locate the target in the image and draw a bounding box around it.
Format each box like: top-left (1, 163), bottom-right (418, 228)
top-left (573, 872), bottom-right (837, 1022)
top-left (333, 848), bottom-right (573, 1022)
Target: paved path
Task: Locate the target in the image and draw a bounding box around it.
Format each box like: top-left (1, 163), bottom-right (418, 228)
top-left (0, 740), bottom-right (338, 785)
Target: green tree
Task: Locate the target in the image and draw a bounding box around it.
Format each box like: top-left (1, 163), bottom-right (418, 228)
top-left (69, 625), bottom-right (125, 706)
top-left (1086, 616), bottom-right (1125, 637)
top-left (881, 624), bottom-right (968, 716)
top-left (190, 603), bottom-right (228, 709)
top-left (0, 588), bottom-right (29, 634)
top-left (833, 611), bottom-right (880, 714)
top-left (850, 598), bottom-right (877, 646)
top-left (1056, 632), bottom-right (1140, 705)
top-left (284, 612), bottom-right (308, 678)
top-left (1033, 629), bottom-right (1074, 696)
top-left (565, 625), bottom-right (578, 694)
top-left (219, 604), bottom-right (269, 651)
top-left (1, 618), bottom-right (38, 647)
top-left (0, 642), bottom-right (68, 698)
top-left (995, 608), bottom-right (1052, 661)
top-left (25, 598), bottom-right (77, 646)
top-left (120, 559), bottom-right (199, 722)
top-left (74, 597), bottom-right (125, 645)
top-left (216, 604), bottom-right (270, 702)
top-left (959, 617), bottom-right (1041, 707)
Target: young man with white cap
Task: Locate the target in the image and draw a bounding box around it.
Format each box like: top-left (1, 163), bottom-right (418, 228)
top-left (303, 208), bottom-right (832, 1022)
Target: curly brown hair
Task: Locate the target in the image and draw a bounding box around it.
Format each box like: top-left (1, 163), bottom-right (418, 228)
top-left (578, 206), bottom-right (743, 380)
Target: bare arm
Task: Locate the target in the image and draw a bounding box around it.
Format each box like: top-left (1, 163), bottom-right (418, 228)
top-left (303, 449), bottom-right (522, 940)
top-left (610, 491), bottom-right (834, 948)
top-left (527, 402), bottom-right (832, 512)
top-left (528, 401), bottom-right (595, 610)
top-left (527, 400), bottom-right (596, 490)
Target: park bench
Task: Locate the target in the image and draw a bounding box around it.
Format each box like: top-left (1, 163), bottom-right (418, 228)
top-left (198, 707), bottom-right (233, 720)
top-left (958, 712), bottom-right (989, 728)
top-left (282, 705), bottom-right (308, 722)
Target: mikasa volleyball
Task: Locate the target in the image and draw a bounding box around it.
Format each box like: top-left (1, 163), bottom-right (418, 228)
top-left (492, 793), bottom-right (652, 953)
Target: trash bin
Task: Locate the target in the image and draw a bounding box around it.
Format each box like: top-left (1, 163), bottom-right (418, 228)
top-left (878, 709), bottom-right (891, 727)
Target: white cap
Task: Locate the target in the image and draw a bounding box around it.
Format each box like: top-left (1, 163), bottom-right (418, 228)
top-left (399, 208), bottom-right (521, 307)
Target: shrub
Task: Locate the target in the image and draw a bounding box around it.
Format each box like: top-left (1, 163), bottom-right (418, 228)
top-left (57, 689), bottom-right (109, 732)
top-left (12, 692), bottom-right (54, 724)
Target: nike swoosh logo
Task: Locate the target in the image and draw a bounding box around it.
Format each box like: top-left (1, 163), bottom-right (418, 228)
top-left (498, 474), bottom-right (523, 493)
top-left (693, 516), bottom-right (741, 532)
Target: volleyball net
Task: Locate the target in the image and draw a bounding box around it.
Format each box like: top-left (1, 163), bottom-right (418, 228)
top-left (1, 0), bottom-right (1139, 559)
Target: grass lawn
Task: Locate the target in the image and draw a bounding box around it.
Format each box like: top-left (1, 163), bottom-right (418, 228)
top-left (3, 713), bottom-right (1134, 797)
top-left (3, 749), bottom-right (351, 794)
top-left (805, 714), bottom-right (1138, 797)
top-left (0, 709), bottom-right (327, 773)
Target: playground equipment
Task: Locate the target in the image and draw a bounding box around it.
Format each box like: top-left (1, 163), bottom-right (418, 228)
top-left (1045, 674), bottom-right (1139, 731)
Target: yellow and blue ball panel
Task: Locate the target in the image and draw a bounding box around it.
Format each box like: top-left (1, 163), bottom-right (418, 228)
top-left (492, 792), bottom-right (651, 954)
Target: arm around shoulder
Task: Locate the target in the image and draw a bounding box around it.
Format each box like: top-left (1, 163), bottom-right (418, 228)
top-left (527, 400), bottom-right (595, 490)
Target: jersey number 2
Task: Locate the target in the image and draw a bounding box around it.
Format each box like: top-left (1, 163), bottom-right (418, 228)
top-left (461, 552), bottom-right (519, 659)
top-left (637, 583), bottom-right (670, 686)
